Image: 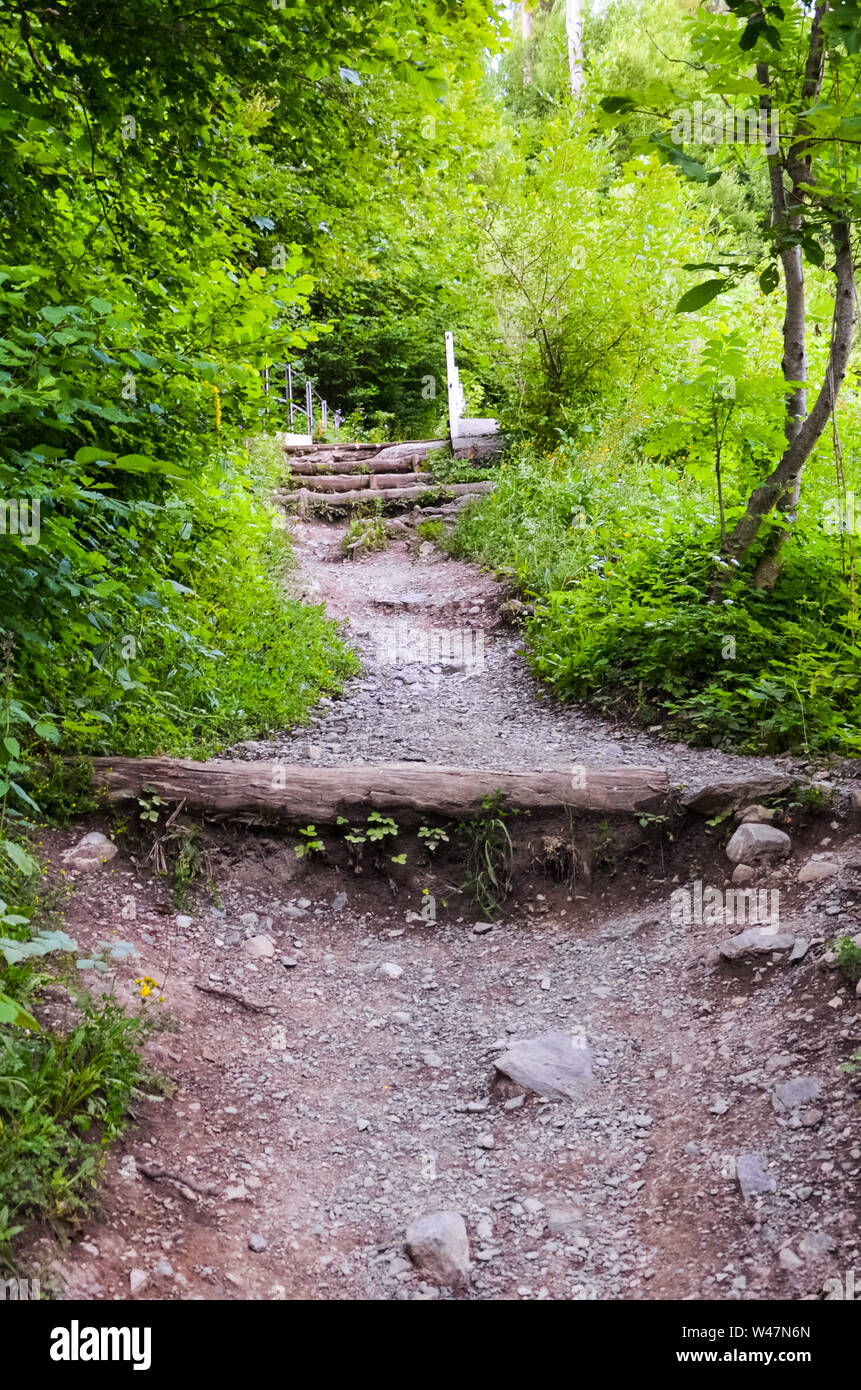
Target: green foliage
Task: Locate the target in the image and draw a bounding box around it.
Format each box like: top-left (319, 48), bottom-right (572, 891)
top-left (341, 506), bottom-right (388, 559)
top-left (0, 998), bottom-right (147, 1252)
top-left (831, 936), bottom-right (861, 988)
top-left (456, 793), bottom-right (514, 916)
top-left (456, 425), bottom-right (861, 755)
top-left (294, 825), bottom-right (325, 859)
top-left (418, 823), bottom-right (450, 854)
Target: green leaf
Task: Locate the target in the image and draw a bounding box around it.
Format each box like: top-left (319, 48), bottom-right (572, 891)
top-left (0, 989), bottom-right (39, 1030)
top-left (75, 445), bottom-right (118, 465)
top-left (2, 839), bottom-right (39, 875)
top-left (675, 279), bottom-right (730, 313)
top-left (759, 262), bottom-right (780, 293)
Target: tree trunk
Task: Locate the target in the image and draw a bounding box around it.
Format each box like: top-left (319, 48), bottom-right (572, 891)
top-left (719, 219), bottom-right (857, 579)
top-left (714, 9), bottom-right (855, 588)
top-left (565, 0), bottom-right (584, 101)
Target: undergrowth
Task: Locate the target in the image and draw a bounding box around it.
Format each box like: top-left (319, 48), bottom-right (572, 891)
top-left (453, 429), bottom-right (861, 755)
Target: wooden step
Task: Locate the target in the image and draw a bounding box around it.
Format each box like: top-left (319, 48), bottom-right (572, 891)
top-left (287, 457), bottom-right (416, 476)
top-left (87, 757), bottom-right (671, 822)
top-left (292, 480), bottom-right (494, 512)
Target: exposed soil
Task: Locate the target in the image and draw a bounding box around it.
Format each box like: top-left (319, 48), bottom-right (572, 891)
top-left (29, 519), bottom-right (861, 1302)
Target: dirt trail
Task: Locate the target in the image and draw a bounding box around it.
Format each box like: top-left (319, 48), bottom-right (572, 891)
top-left (39, 519), bottom-right (860, 1303)
top-left (231, 520), bottom-right (802, 787)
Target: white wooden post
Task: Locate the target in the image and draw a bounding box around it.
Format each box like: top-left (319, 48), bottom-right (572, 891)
top-left (445, 330), bottom-right (463, 444)
top-left (305, 379), bottom-right (313, 433)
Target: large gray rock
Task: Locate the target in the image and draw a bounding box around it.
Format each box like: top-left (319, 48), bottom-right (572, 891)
top-left (736, 1153), bottom-right (777, 1200)
top-left (718, 927), bottom-right (796, 960)
top-left (772, 1075), bottom-right (822, 1114)
top-left (61, 831), bottom-right (118, 872)
top-left (682, 776), bottom-right (794, 816)
top-left (405, 1211), bottom-right (470, 1286)
top-left (726, 822), bottom-right (791, 864)
top-left (494, 1030), bottom-right (594, 1100)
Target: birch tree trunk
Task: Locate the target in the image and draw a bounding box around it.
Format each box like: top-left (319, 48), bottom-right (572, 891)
top-left (565, 0), bottom-right (584, 101)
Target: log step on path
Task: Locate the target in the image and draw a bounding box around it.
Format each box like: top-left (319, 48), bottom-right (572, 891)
top-left (88, 758), bottom-right (672, 824)
top-left (278, 436), bottom-right (503, 515)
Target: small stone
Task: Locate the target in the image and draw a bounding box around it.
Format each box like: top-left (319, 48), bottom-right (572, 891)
top-left (380, 962), bottom-right (403, 980)
top-left (420, 1050), bottom-right (443, 1069)
top-left (332, 892), bottom-right (348, 912)
top-left (281, 956), bottom-right (299, 969)
top-left (732, 864), bottom-right (755, 884)
top-left (726, 823), bottom-right (791, 865)
top-left (788, 938), bottom-right (810, 964)
top-left (248, 1233), bottom-right (267, 1253)
top-left (242, 935), bottom-right (275, 960)
top-left (739, 804), bottom-right (776, 824)
top-left (798, 861), bottom-right (839, 883)
top-left (154, 1259), bottom-right (173, 1278)
top-left (405, 1211), bottom-right (470, 1286)
top-left (129, 1268), bottom-right (148, 1295)
top-left (800, 1108), bottom-right (823, 1128)
top-left (503, 1095), bottom-right (525, 1111)
top-left (476, 1133), bottom-right (495, 1150)
top-left (472, 922), bottom-right (494, 935)
top-left (736, 1152), bottom-right (777, 1200)
top-left (778, 1247), bottom-right (803, 1272)
top-left (175, 914), bottom-right (193, 930)
top-left (799, 1230), bottom-right (835, 1259)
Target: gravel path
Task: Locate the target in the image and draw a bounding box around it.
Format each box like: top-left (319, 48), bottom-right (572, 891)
top-left (229, 519), bottom-right (804, 797)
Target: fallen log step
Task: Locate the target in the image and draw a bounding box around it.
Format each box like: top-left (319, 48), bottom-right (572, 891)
top-left (88, 758), bottom-right (671, 823)
top-left (293, 481), bottom-right (495, 510)
top-left (369, 472), bottom-right (427, 489)
top-left (287, 458), bottom-right (416, 476)
top-left (291, 474), bottom-right (371, 492)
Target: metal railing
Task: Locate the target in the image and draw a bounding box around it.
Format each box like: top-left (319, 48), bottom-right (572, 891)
top-left (261, 365), bottom-right (341, 433)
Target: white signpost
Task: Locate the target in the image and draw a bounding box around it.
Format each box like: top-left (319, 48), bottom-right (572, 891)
top-left (444, 330), bottom-right (500, 449)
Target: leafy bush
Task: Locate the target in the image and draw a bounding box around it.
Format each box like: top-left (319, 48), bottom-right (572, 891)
top-left (455, 430), bottom-right (861, 755)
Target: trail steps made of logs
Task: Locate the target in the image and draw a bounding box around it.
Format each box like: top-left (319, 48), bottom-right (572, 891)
top-left (277, 438), bottom-right (501, 517)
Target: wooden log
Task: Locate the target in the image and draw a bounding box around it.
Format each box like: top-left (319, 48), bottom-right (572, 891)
top-left (88, 758), bottom-right (671, 823)
top-left (293, 481), bottom-right (495, 509)
top-left (369, 472), bottom-right (427, 489)
top-left (371, 441), bottom-right (447, 467)
top-left (287, 457), bottom-right (414, 476)
top-left (294, 474), bottom-right (371, 492)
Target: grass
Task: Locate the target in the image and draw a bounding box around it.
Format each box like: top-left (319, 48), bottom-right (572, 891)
top-left (0, 813), bottom-right (148, 1267)
top-left (452, 426), bottom-right (861, 756)
top-left (341, 504), bottom-right (388, 559)
top-left (456, 793), bottom-right (514, 917)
